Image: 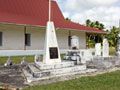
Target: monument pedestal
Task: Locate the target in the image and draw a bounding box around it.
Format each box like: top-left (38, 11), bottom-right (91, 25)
top-left (35, 61), bottom-right (75, 70)
top-left (23, 61), bottom-right (87, 82)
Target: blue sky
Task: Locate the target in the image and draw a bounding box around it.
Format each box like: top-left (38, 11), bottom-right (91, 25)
top-left (56, 0), bottom-right (120, 29)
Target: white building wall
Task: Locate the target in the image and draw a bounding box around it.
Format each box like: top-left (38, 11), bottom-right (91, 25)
top-left (71, 30), bottom-right (86, 49)
top-left (0, 24), bottom-right (24, 50)
top-left (56, 30), bottom-right (69, 49)
top-left (25, 26), bottom-right (45, 50)
top-left (0, 24), bottom-right (86, 50)
top-left (56, 30), bottom-right (86, 49)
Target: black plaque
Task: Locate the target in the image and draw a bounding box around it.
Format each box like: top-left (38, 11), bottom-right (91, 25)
top-left (49, 47), bottom-right (58, 59)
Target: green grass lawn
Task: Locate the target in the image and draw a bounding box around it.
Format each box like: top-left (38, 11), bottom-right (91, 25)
top-left (0, 54), bottom-right (66, 65)
top-left (0, 56), bottom-right (34, 65)
top-left (23, 70), bottom-right (120, 90)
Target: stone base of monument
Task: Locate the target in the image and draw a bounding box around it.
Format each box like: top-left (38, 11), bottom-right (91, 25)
top-left (35, 61), bottom-right (75, 70)
top-left (23, 61), bottom-right (90, 83)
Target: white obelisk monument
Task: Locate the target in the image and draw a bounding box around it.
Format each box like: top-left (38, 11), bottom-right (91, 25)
top-left (43, 0), bottom-right (61, 64)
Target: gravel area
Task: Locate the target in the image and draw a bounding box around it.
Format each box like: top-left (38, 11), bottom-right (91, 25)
top-left (0, 65), bottom-right (27, 88)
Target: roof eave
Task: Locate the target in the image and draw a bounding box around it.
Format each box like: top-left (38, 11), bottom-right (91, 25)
top-left (0, 22), bottom-right (106, 34)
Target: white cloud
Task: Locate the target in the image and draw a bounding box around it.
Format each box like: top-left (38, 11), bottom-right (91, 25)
top-left (86, 0), bottom-right (119, 6)
top-left (57, 0), bottom-right (120, 28)
top-left (71, 6), bottom-right (120, 28)
top-left (63, 12), bottom-right (70, 18)
top-left (63, 0), bottom-right (119, 12)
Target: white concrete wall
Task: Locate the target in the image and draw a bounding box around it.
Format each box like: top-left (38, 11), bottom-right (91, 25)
top-left (25, 26), bottom-right (45, 50)
top-left (56, 30), bottom-right (69, 49)
top-left (0, 24), bottom-right (86, 50)
top-left (0, 24), bottom-right (24, 50)
top-left (57, 30), bottom-right (86, 49)
top-left (71, 30), bottom-right (86, 49)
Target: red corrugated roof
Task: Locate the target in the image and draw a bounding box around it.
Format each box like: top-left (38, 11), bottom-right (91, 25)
top-left (0, 0), bottom-right (105, 33)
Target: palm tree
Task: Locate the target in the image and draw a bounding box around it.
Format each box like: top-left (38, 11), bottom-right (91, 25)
top-left (85, 19), bottom-right (105, 30)
top-left (85, 19), bottom-right (105, 48)
top-left (99, 23), bottom-right (104, 30)
top-left (86, 19), bottom-right (91, 26)
top-left (65, 18), bottom-right (71, 21)
top-left (106, 26), bottom-right (119, 51)
top-left (90, 22), bottom-right (95, 27)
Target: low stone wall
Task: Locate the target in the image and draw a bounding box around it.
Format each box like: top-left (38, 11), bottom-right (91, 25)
top-left (87, 56), bottom-right (120, 70)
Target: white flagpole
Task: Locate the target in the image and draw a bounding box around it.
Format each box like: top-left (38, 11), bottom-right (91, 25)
top-left (49, 0), bottom-right (51, 22)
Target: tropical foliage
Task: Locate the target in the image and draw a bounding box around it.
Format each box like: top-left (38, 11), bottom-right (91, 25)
top-left (86, 19), bottom-right (120, 51)
top-left (86, 19), bottom-right (104, 48)
top-left (106, 26), bottom-right (120, 50)
top-left (86, 19), bottom-right (105, 30)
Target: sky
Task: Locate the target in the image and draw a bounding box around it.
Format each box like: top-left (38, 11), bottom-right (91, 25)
top-left (56, 0), bottom-right (120, 29)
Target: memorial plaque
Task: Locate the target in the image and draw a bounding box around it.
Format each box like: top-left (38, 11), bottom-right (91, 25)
top-left (49, 47), bottom-right (58, 59)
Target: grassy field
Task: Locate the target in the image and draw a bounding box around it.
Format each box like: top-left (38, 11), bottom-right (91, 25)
top-left (23, 70), bottom-right (120, 90)
top-left (0, 56), bottom-right (34, 65)
top-left (0, 54), bottom-right (65, 65)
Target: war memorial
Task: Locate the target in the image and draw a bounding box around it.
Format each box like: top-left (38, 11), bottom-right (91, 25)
top-left (0, 0), bottom-right (120, 90)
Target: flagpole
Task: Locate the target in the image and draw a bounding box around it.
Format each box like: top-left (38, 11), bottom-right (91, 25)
top-left (49, 0), bottom-right (51, 22)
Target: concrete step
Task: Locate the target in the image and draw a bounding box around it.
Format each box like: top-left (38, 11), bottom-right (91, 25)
top-left (28, 64), bottom-right (86, 78)
top-left (22, 69), bottom-right (33, 83)
top-left (23, 68), bottom-right (97, 83)
top-left (35, 61), bottom-right (75, 70)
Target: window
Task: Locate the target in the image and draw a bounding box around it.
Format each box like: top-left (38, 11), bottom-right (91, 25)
top-left (68, 36), bottom-right (71, 47)
top-left (0, 32), bottom-right (2, 46)
top-left (25, 33), bottom-right (31, 46)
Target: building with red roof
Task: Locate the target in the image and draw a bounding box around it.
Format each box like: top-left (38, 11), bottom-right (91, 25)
top-left (0, 0), bottom-right (105, 50)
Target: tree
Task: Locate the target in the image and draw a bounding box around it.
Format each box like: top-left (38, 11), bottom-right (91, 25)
top-left (106, 26), bottom-right (119, 51)
top-left (85, 19), bottom-right (105, 48)
top-left (65, 18), bottom-right (71, 21)
top-left (85, 19), bottom-right (119, 50)
top-left (99, 23), bottom-right (104, 30)
top-left (85, 19), bottom-right (105, 30)
top-left (86, 19), bottom-right (91, 26)
top-left (90, 22), bottom-right (95, 27)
